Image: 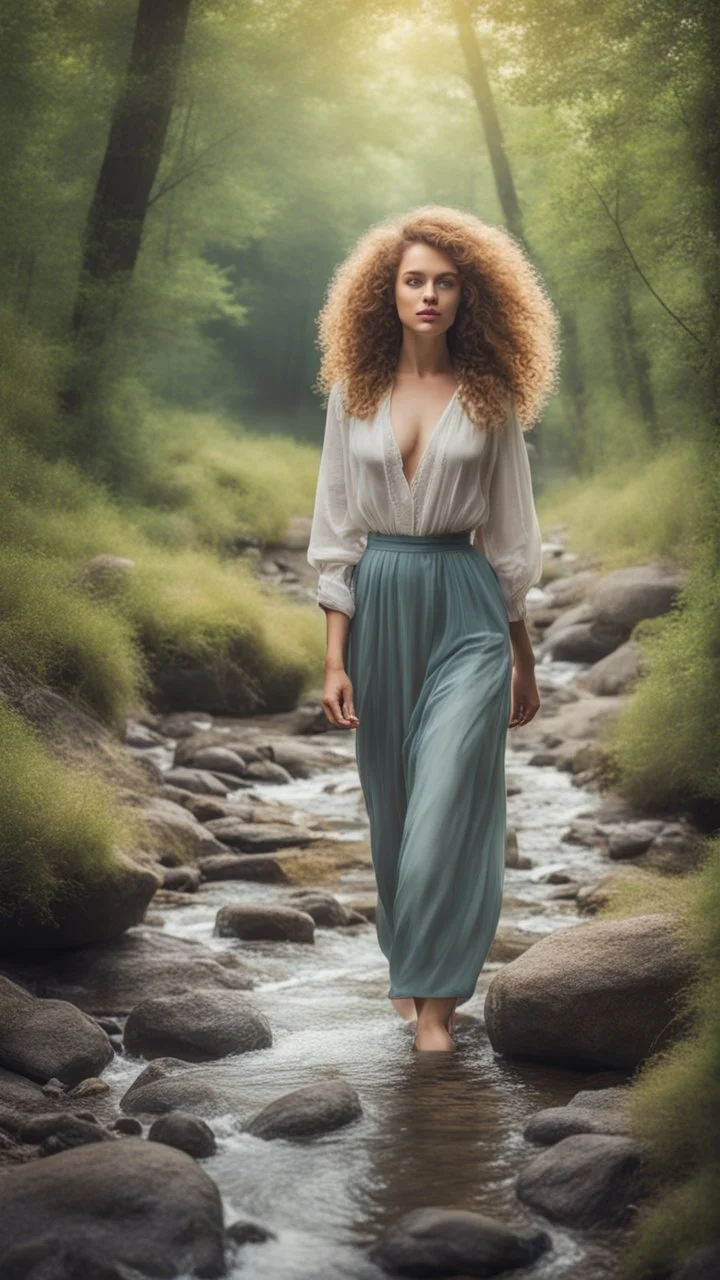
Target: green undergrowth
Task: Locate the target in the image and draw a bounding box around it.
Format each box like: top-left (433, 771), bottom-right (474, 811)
top-left (538, 440), bottom-right (720, 817)
top-left (0, 324), bottom-right (326, 730)
top-left (536, 440), bottom-right (702, 572)
top-left (0, 701), bottom-right (126, 922)
top-left (619, 840), bottom-right (720, 1279)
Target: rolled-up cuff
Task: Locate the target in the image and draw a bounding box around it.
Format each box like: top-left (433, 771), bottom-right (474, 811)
top-left (316, 580), bottom-right (355, 619)
top-left (506, 591), bottom-right (528, 622)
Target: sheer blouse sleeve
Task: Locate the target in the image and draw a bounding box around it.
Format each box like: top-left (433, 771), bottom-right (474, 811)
top-left (306, 381), bottom-right (367, 619)
top-left (481, 395), bottom-right (544, 622)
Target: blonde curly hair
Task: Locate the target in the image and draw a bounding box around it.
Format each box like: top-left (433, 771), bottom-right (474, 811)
top-left (315, 204), bottom-right (561, 432)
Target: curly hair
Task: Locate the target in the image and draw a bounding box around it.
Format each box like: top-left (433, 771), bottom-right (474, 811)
top-left (315, 205), bottom-right (561, 433)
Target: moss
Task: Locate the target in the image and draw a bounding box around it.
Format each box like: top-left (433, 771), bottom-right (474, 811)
top-left (0, 702), bottom-right (125, 923)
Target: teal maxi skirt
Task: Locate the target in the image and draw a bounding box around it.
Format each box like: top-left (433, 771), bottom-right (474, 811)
top-left (346, 529), bottom-right (513, 1006)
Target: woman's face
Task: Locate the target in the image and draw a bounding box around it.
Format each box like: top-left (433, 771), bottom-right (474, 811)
top-left (394, 241), bottom-right (461, 337)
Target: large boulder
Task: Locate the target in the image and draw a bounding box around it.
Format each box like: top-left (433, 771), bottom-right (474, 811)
top-left (0, 1137), bottom-right (225, 1277)
top-left (123, 989), bottom-right (272, 1062)
top-left (574, 640), bottom-right (646, 696)
top-left (515, 1133), bottom-right (650, 1227)
top-left (139, 795), bottom-right (228, 861)
top-left (541, 564), bottom-right (684, 663)
top-left (0, 856), bottom-right (160, 957)
top-left (484, 914), bottom-right (694, 1070)
top-left (0, 929), bottom-right (254, 1016)
top-left (0, 977), bottom-right (113, 1086)
top-left (367, 1207), bottom-right (550, 1277)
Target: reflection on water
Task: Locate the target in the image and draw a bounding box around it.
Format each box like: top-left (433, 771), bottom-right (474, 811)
top-left (124, 654), bottom-right (626, 1278)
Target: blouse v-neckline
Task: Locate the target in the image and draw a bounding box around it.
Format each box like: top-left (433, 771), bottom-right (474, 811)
top-left (383, 385), bottom-right (459, 495)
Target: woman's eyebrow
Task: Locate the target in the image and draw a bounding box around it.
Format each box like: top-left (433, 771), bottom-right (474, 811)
top-left (403, 270), bottom-right (459, 278)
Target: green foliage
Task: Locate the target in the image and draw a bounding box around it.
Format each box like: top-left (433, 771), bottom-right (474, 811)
top-left (537, 440), bottom-right (702, 571)
top-left (608, 550), bottom-right (720, 811)
top-left (0, 701), bottom-right (121, 922)
top-left (621, 841), bottom-right (720, 1279)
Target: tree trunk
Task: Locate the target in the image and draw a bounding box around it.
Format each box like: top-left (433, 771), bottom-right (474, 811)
top-left (452, 0), bottom-right (523, 240)
top-left (65, 0), bottom-right (193, 414)
top-left (452, 0), bottom-right (588, 461)
top-left (616, 274), bottom-right (659, 445)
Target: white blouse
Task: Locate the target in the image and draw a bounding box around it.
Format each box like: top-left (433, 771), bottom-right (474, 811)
top-left (307, 380), bottom-right (544, 622)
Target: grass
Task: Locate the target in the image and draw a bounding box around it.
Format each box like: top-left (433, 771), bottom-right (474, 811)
top-left (0, 701), bottom-right (125, 923)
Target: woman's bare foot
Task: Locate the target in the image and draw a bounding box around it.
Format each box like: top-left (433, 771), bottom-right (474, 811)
top-left (414, 1021), bottom-right (455, 1052)
top-left (414, 996), bottom-right (458, 1052)
top-left (390, 997), bottom-right (417, 1023)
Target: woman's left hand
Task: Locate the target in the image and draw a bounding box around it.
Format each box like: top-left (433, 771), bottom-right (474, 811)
top-left (509, 658), bottom-right (541, 728)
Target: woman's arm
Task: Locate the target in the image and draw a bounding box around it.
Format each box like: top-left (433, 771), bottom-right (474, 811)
top-left (307, 383), bottom-right (364, 728)
top-left (474, 399), bottom-right (543, 727)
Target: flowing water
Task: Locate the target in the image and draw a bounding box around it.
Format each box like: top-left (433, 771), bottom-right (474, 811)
top-left (111, 649), bottom-right (627, 1278)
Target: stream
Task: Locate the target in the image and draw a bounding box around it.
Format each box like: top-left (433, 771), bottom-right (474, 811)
top-left (111, 649), bottom-right (626, 1279)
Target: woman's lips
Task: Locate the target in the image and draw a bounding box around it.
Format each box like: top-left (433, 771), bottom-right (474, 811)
top-left (417, 310), bottom-right (440, 317)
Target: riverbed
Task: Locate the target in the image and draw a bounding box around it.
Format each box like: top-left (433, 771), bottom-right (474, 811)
top-left (107, 646), bottom-right (630, 1278)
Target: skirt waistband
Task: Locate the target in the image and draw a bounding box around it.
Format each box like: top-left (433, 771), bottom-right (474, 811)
top-left (365, 529), bottom-right (474, 552)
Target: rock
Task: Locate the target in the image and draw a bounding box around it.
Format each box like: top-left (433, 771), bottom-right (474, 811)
top-left (575, 640), bottom-right (645, 696)
top-left (183, 747), bottom-right (249, 777)
top-left (73, 555), bottom-right (135, 596)
top-left (591, 563), bottom-right (683, 631)
top-left (0, 857), bottom-right (159, 957)
top-left (226, 1219), bottom-right (276, 1246)
top-left (351, 898), bottom-right (377, 923)
top-left (157, 711), bottom-right (214, 738)
top-left (569, 1085), bottom-right (632, 1112)
top-left (672, 1245), bottom-right (720, 1280)
top-left (244, 1078), bottom-right (362, 1140)
top-left (242, 759), bottom-right (293, 784)
top-left (0, 1067), bottom-right (51, 1117)
top-left (0, 1137), bottom-right (225, 1277)
top-left (366, 1206), bottom-right (551, 1277)
top-left (159, 768), bottom-right (230, 796)
top-left (199, 853), bottom-right (290, 883)
top-left (487, 928), bottom-right (539, 964)
top-left (216, 905), bottom-right (315, 944)
top-left (20, 1113), bottom-right (113, 1153)
top-left (515, 1133), bottom-right (649, 1227)
top-left (643, 823), bottom-right (704, 875)
top-left (112, 1117), bottom-right (142, 1135)
top-left (203, 819), bottom-right (316, 851)
top-left (123, 989), bottom-right (272, 1062)
top-left (543, 570), bottom-right (602, 609)
top-left (608, 821), bottom-right (665, 860)
top-left (0, 977), bottom-right (113, 1086)
top-left (484, 914), bottom-right (694, 1070)
top-left (121, 1061), bottom-right (245, 1119)
top-left (575, 867), bottom-right (652, 914)
top-left (67, 1078), bottom-right (110, 1100)
top-left (523, 1105), bottom-right (631, 1145)
top-left (162, 865), bottom-right (201, 892)
top-left (0, 928), bottom-right (253, 1015)
top-left (148, 1110), bottom-right (216, 1159)
top-left (287, 891), bottom-right (353, 927)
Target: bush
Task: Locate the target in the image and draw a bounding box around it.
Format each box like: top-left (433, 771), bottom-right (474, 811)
top-left (621, 840), bottom-right (720, 1279)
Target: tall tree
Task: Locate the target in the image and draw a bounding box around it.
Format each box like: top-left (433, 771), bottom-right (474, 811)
top-left (65, 0), bottom-right (193, 415)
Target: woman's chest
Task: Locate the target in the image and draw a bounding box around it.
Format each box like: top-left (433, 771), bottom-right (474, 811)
top-left (347, 401), bottom-right (491, 486)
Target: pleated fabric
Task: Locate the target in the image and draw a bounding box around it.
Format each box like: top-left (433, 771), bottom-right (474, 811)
top-left (346, 529), bottom-right (513, 1006)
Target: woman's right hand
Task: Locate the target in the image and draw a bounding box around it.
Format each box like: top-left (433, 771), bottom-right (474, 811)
top-left (322, 661), bottom-right (359, 729)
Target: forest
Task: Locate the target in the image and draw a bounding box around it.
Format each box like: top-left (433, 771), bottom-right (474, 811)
top-left (0, 2), bottom-right (718, 1278)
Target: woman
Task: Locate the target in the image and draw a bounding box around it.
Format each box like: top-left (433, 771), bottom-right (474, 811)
top-left (307, 206), bottom-right (560, 1053)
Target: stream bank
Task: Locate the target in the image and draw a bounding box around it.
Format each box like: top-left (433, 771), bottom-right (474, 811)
top-left (0, 529), bottom-right (702, 1279)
